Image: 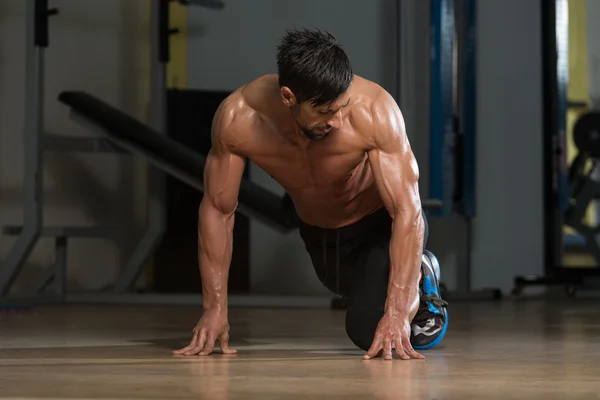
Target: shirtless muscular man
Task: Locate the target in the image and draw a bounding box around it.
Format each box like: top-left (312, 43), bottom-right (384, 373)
top-left (173, 28), bottom-right (449, 360)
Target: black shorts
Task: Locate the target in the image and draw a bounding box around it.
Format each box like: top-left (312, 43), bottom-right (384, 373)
top-left (298, 206), bottom-right (429, 351)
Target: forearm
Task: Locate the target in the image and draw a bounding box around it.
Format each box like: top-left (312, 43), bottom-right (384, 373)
top-left (198, 200), bottom-right (235, 312)
top-left (385, 207), bottom-right (424, 315)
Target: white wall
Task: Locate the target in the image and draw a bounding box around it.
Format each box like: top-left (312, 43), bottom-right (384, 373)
top-left (470, 0), bottom-right (543, 291)
top-left (0, 0), bottom-right (150, 293)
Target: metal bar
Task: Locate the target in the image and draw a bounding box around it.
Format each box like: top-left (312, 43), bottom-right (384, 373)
top-left (113, 0), bottom-right (167, 292)
top-left (0, 0), bottom-right (45, 296)
top-left (44, 135), bottom-right (124, 153)
top-left (541, 0), bottom-right (563, 275)
top-left (556, 0), bottom-right (569, 213)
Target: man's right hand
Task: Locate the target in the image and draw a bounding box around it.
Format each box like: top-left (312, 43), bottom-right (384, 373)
top-left (172, 309), bottom-right (237, 356)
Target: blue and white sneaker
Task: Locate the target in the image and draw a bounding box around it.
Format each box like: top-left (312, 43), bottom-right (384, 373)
top-left (410, 250), bottom-right (449, 350)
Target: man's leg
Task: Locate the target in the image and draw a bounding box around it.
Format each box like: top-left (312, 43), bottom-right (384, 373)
top-left (344, 213), bottom-right (449, 352)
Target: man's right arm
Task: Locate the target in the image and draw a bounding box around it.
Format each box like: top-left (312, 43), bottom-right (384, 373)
top-left (198, 119), bottom-right (246, 313)
top-left (173, 103), bottom-right (248, 357)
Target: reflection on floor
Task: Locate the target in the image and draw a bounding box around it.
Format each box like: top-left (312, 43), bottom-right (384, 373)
top-left (1, 300), bottom-right (600, 399)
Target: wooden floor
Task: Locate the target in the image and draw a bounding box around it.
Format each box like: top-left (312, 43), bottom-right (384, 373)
top-left (1, 299), bottom-right (600, 399)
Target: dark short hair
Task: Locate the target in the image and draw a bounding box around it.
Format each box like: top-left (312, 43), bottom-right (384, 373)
top-left (276, 28), bottom-right (353, 106)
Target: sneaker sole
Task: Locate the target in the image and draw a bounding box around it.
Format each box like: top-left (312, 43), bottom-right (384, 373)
top-left (413, 250), bottom-right (447, 350)
top-left (423, 249), bottom-right (440, 282)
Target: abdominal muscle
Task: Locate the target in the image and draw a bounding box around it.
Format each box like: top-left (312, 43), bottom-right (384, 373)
top-left (284, 169), bottom-right (386, 229)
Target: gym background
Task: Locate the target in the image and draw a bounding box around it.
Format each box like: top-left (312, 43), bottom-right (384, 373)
top-left (3, 0), bottom-right (600, 398)
top-left (4, 0), bottom-right (596, 300)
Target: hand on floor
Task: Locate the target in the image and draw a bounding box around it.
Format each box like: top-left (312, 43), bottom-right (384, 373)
top-left (363, 312), bottom-right (424, 361)
top-left (173, 309), bottom-right (237, 356)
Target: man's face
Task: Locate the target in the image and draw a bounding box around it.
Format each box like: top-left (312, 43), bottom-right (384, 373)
top-left (282, 88), bottom-right (352, 141)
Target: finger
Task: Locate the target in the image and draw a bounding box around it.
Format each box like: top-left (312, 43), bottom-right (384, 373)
top-left (173, 342), bottom-right (195, 355)
top-left (184, 329), bottom-right (207, 356)
top-left (220, 332), bottom-right (237, 355)
top-left (383, 336), bottom-right (393, 360)
top-left (393, 339), bottom-right (410, 360)
top-left (402, 335), bottom-right (425, 360)
top-left (363, 334), bottom-right (383, 360)
top-left (172, 328), bottom-right (200, 355)
top-left (199, 332), bottom-right (218, 356)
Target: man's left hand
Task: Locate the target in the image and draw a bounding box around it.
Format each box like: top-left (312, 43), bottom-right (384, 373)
top-left (363, 311), bottom-right (425, 360)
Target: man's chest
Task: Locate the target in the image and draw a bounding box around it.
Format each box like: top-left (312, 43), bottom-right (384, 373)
top-left (245, 135), bottom-right (369, 189)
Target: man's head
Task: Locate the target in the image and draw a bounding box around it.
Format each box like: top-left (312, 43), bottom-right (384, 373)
top-left (276, 28), bottom-right (353, 141)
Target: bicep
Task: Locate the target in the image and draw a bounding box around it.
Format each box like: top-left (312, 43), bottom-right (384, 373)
top-left (202, 146), bottom-right (246, 215)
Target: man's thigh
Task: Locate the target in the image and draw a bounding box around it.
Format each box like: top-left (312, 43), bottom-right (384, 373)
top-left (301, 238), bottom-right (360, 297)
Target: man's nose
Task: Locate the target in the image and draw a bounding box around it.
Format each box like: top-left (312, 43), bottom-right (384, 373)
top-left (327, 111), bottom-right (343, 129)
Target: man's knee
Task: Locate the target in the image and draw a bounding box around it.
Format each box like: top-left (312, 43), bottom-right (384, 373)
top-left (345, 306), bottom-right (382, 352)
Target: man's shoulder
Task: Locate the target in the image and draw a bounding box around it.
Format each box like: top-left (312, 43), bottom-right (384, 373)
top-left (349, 78), bottom-right (404, 147)
top-left (215, 74), bottom-right (276, 128)
top-left (211, 87), bottom-right (264, 149)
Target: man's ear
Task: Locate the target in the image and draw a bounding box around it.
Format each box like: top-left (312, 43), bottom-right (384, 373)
top-left (280, 86), bottom-right (297, 107)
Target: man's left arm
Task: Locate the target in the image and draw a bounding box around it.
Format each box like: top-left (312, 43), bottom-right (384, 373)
top-left (364, 92), bottom-right (425, 360)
